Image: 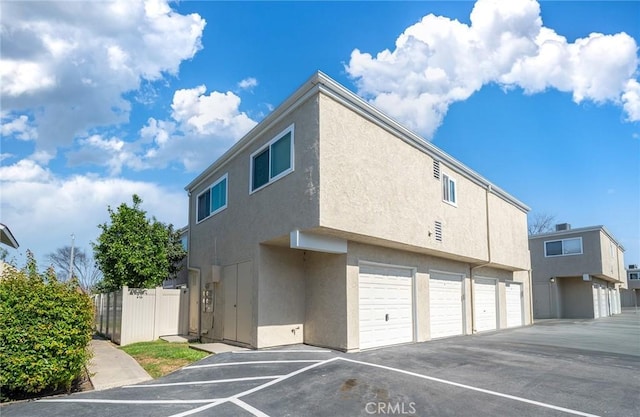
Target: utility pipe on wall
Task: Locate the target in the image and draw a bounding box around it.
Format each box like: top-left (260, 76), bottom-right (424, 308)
top-left (469, 185), bottom-right (494, 333)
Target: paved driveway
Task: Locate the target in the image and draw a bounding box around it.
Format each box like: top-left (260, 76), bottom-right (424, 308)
top-left (3, 311), bottom-right (639, 417)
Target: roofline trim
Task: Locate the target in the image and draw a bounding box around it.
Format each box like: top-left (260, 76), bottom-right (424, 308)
top-left (185, 71), bottom-right (530, 212)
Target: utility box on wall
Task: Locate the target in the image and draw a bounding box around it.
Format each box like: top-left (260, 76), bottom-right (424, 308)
top-left (211, 265), bottom-right (221, 282)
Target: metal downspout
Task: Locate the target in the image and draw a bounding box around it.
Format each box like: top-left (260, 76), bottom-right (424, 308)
top-left (470, 185), bottom-right (493, 333)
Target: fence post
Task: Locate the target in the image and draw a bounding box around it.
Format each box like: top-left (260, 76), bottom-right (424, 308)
top-left (106, 292), bottom-right (111, 339)
top-left (120, 286), bottom-right (127, 345)
top-left (153, 286), bottom-right (162, 340)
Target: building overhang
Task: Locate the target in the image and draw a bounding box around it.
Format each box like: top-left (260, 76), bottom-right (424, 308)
top-left (0, 224), bottom-right (19, 249)
top-left (290, 230), bottom-right (347, 254)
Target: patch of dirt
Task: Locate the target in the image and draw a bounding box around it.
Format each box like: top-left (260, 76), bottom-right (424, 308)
top-left (135, 357), bottom-right (191, 378)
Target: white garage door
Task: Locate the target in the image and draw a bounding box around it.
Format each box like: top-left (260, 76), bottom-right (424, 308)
top-left (429, 272), bottom-right (464, 339)
top-left (359, 265), bottom-right (414, 350)
top-left (474, 277), bottom-right (498, 332)
top-left (505, 282), bottom-right (523, 328)
top-left (593, 285), bottom-right (600, 318)
top-left (599, 286), bottom-right (608, 317)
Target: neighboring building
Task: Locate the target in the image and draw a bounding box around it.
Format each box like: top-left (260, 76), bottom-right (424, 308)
top-left (0, 223), bottom-right (19, 249)
top-left (529, 223), bottom-right (625, 319)
top-left (621, 265), bottom-right (640, 307)
top-left (163, 226), bottom-right (189, 289)
top-left (0, 223), bottom-right (19, 277)
top-left (185, 72), bottom-right (532, 351)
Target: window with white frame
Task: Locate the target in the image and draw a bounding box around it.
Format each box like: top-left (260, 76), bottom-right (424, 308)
top-left (197, 174), bottom-right (228, 222)
top-left (251, 125), bottom-right (294, 192)
top-left (442, 173), bottom-right (457, 205)
top-left (544, 237), bottom-right (583, 257)
top-left (630, 272), bottom-right (640, 280)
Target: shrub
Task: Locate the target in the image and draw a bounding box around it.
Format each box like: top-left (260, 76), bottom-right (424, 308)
top-left (0, 252), bottom-right (94, 399)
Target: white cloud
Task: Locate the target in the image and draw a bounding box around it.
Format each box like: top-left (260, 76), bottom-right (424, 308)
top-left (622, 79), bottom-right (640, 122)
top-left (238, 77), bottom-right (258, 90)
top-left (0, 158), bottom-right (53, 182)
top-left (346, 0), bottom-right (640, 138)
top-left (136, 85), bottom-right (257, 172)
top-left (0, 158), bottom-right (187, 266)
top-left (0, 0), bottom-right (205, 156)
top-left (66, 134), bottom-right (148, 176)
top-left (1, 114), bottom-right (37, 141)
top-left (60, 83), bottom-right (257, 175)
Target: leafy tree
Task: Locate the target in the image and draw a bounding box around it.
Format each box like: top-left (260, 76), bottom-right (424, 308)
top-left (0, 251), bottom-right (94, 399)
top-left (47, 246), bottom-right (103, 293)
top-left (92, 194), bottom-right (186, 292)
top-left (166, 224), bottom-right (187, 280)
top-left (528, 212), bottom-right (556, 235)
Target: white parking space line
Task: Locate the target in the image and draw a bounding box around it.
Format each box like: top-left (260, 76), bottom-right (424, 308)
top-left (232, 350), bottom-right (331, 354)
top-left (184, 360), bottom-right (322, 369)
top-left (338, 358), bottom-right (601, 417)
top-left (39, 398), bottom-right (221, 404)
top-left (122, 375), bottom-right (284, 388)
top-left (229, 398), bottom-right (271, 417)
top-left (168, 357), bottom-right (341, 417)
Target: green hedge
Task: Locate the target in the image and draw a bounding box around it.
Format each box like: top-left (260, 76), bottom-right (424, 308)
top-left (0, 258), bottom-right (94, 399)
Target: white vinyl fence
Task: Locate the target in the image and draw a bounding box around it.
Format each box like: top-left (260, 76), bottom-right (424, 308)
top-left (93, 286), bottom-right (189, 346)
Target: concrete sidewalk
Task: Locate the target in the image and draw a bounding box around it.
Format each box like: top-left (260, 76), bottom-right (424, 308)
top-left (87, 338), bottom-right (152, 390)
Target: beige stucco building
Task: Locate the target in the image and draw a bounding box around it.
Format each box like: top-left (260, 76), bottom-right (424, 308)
top-left (185, 72), bottom-right (532, 351)
top-left (621, 265), bottom-right (640, 307)
top-left (529, 224), bottom-right (625, 319)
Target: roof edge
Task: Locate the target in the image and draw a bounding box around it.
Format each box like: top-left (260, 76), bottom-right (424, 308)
top-left (185, 71), bottom-right (530, 213)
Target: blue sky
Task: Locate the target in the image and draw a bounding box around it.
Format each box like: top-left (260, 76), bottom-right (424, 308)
top-left (1, 0), bottom-right (639, 268)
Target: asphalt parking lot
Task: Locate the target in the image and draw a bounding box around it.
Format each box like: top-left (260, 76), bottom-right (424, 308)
top-left (3, 310), bottom-right (639, 417)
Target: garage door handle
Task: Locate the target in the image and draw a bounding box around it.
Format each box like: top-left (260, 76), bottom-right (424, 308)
top-left (385, 314), bottom-right (389, 322)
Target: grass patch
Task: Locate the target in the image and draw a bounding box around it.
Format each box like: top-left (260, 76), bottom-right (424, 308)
top-left (120, 340), bottom-right (208, 378)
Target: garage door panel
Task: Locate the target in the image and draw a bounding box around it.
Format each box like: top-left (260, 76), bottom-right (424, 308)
top-left (474, 277), bottom-right (497, 332)
top-left (505, 282), bottom-right (523, 328)
top-left (359, 266), bottom-right (414, 350)
top-left (429, 273), bottom-right (464, 339)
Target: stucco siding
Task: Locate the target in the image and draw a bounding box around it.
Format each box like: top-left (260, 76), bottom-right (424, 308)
top-left (188, 95), bottom-right (321, 277)
top-left (487, 193), bottom-right (530, 270)
top-left (318, 93), bottom-right (489, 263)
top-left (303, 251), bottom-right (348, 350)
top-left (187, 95), bottom-right (321, 347)
top-left (256, 245), bottom-right (305, 348)
top-left (530, 230), bottom-right (602, 281)
top-left (558, 277), bottom-right (595, 318)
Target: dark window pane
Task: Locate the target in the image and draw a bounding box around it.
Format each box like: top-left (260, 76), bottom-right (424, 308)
top-left (270, 132), bottom-right (291, 178)
top-left (546, 240), bottom-right (562, 256)
top-left (197, 190), bottom-right (210, 221)
top-left (252, 149), bottom-right (269, 190)
top-left (211, 179), bottom-right (226, 211)
top-left (442, 174), bottom-right (449, 201)
top-left (449, 180), bottom-right (456, 203)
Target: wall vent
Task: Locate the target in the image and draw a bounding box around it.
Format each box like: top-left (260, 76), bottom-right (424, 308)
top-left (555, 223), bottom-right (571, 231)
top-left (433, 160), bottom-right (440, 179)
top-left (434, 221), bottom-right (443, 242)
